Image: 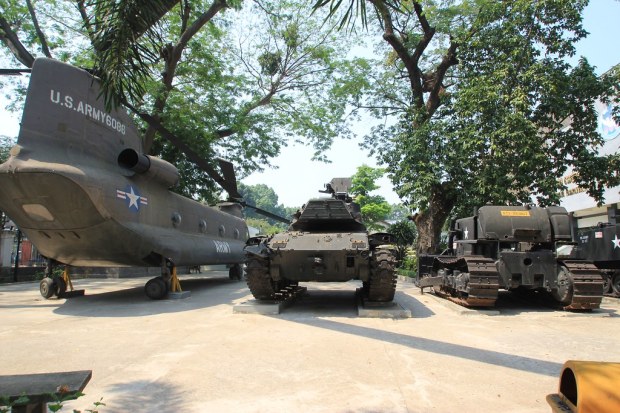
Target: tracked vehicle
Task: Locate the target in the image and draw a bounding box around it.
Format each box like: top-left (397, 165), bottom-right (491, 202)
top-left (573, 205), bottom-right (620, 297)
top-left (418, 205), bottom-right (605, 309)
top-left (244, 178), bottom-right (397, 302)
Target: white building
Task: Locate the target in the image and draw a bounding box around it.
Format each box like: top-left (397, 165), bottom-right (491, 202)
top-left (558, 99), bottom-right (620, 228)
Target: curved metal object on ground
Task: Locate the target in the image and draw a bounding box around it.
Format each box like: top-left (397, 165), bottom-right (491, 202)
top-left (547, 360), bottom-right (620, 413)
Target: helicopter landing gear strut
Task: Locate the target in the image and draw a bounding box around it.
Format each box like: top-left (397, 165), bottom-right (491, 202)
top-left (39, 259), bottom-right (85, 299)
top-left (144, 258), bottom-right (189, 299)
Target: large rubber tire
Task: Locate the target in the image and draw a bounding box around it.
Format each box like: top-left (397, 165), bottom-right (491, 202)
top-left (367, 249), bottom-right (397, 302)
top-left (145, 277), bottom-right (168, 300)
top-left (40, 277), bottom-right (56, 299)
top-left (552, 265), bottom-right (574, 305)
top-left (229, 264), bottom-right (243, 281)
top-left (246, 256), bottom-right (278, 300)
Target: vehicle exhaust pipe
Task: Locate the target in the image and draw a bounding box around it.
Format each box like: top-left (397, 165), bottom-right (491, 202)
top-left (118, 148), bottom-right (179, 188)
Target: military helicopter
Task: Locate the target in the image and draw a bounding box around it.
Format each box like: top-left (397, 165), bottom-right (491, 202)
top-left (0, 58), bottom-right (286, 299)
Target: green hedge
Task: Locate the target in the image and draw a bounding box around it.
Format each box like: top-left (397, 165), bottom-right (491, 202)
top-left (397, 269), bottom-right (417, 278)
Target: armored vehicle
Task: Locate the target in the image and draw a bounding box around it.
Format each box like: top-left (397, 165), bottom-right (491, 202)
top-left (573, 205), bottom-right (620, 296)
top-left (418, 205), bottom-right (605, 309)
top-left (244, 178), bottom-right (397, 302)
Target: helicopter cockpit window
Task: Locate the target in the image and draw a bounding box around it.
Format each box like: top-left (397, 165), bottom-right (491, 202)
top-left (22, 204), bottom-right (54, 222)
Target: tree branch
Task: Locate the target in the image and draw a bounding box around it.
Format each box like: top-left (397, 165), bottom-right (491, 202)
top-left (76, 0), bottom-right (95, 43)
top-left (143, 0), bottom-right (229, 153)
top-left (369, 0), bottom-right (427, 111)
top-left (26, 0), bottom-right (52, 57)
top-left (0, 13), bottom-right (35, 67)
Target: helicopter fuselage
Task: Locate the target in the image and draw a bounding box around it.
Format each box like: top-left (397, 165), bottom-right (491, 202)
top-left (0, 58), bottom-right (247, 269)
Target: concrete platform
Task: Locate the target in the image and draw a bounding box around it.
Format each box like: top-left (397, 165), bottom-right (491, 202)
top-left (233, 286), bottom-right (307, 314)
top-left (358, 300), bottom-right (412, 318)
top-left (356, 288), bottom-right (412, 318)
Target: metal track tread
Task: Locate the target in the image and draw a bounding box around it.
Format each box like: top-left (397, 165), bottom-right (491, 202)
top-left (434, 256), bottom-right (500, 307)
top-left (560, 260), bottom-right (605, 310)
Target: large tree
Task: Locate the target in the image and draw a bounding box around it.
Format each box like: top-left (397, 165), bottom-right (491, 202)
top-left (1, 0), bottom-right (361, 200)
top-left (316, 0), bottom-right (620, 254)
top-left (238, 182), bottom-right (290, 225)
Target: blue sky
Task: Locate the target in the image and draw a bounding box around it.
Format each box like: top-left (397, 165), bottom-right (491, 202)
top-left (2, 0), bottom-right (619, 208)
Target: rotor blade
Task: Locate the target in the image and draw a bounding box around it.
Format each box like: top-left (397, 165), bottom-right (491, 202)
top-left (0, 69), bottom-right (31, 75)
top-left (217, 158), bottom-right (242, 200)
top-left (125, 103), bottom-right (240, 198)
top-left (244, 203), bottom-right (291, 224)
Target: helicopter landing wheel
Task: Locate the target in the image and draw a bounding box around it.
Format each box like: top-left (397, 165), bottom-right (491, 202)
top-left (40, 277), bottom-right (56, 299)
top-left (145, 276), bottom-right (169, 300)
top-left (229, 264), bottom-right (243, 281)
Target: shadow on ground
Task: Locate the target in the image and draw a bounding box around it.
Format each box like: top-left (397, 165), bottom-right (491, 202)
top-left (281, 288), bottom-right (358, 317)
top-left (420, 288), bottom-right (618, 317)
top-left (275, 286), bottom-right (435, 319)
top-left (52, 275), bottom-right (250, 317)
top-left (287, 316), bottom-right (563, 377)
top-left (86, 380), bottom-right (186, 412)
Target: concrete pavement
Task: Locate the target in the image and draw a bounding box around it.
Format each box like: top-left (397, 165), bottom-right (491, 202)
top-left (1, 271), bottom-right (619, 412)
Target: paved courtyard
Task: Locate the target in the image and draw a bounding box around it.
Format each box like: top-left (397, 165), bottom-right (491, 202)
top-left (1, 271), bottom-right (619, 412)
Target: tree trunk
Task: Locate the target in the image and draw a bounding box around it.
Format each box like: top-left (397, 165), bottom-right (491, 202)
top-left (414, 184), bottom-right (456, 255)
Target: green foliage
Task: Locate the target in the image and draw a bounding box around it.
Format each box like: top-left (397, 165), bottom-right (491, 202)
top-left (258, 51), bottom-right (282, 76)
top-left (90, 0), bottom-right (178, 109)
top-left (398, 254), bottom-right (418, 277)
top-left (238, 182), bottom-right (290, 225)
top-left (0, 0), bottom-right (93, 109)
top-left (142, 0), bottom-right (369, 196)
top-left (387, 219), bottom-right (417, 262)
top-left (85, 397), bottom-right (106, 413)
top-left (1, 394), bottom-right (30, 412)
top-left (1, 0), bottom-right (369, 202)
top-left (319, 0), bottom-right (619, 252)
top-left (0, 136), bottom-right (14, 163)
top-left (48, 391), bottom-right (105, 413)
top-left (350, 164), bottom-right (383, 196)
top-left (350, 165), bottom-right (391, 230)
top-left (246, 217), bottom-right (286, 235)
top-left (387, 203), bottom-right (409, 222)
top-left (1, 391), bottom-right (103, 413)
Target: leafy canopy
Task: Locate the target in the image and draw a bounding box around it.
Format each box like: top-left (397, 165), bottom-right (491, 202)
top-left (316, 0), bottom-right (620, 253)
top-left (0, 0), bottom-right (369, 202)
